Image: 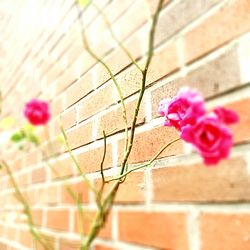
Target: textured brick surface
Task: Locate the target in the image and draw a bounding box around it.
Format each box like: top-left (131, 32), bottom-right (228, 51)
top-left (184, 0), bottom-right (250, 63)
top-left (1, 0), bottom-right (250, 249)
top-left (200, 213), bottom-right (250, 250)
top-left (152, 157), bottom-right (250, 202)
top-left (118, 211), bottom-right (189, 249)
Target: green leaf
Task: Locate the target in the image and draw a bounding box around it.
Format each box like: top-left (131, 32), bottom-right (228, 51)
top-left (10, 132), bottom-right (25, 143)
top-left (28, 134), bottom-right (39, 145)
top-left (78, 0), bottom-right (90, 7)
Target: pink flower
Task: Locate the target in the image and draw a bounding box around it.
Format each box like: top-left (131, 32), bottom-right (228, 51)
top-left (24, 99), bottom-right (50, 126)
top-left (181, 116), bottom-right (233, 165)
top-left (158, 88), bottom-right (206, 130)
top-left (214, 107), bottom-right (239, 125)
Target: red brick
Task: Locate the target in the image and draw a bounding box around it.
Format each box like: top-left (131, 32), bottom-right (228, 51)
top-left (31, 166), bottom-right (47, 184)
top-left (97, 99), bottom-right (145, 138)
top-left (201, 213), bottom-right (250, 250)
top-left (47, 209), bottom-right (69, 231)
top-left (31, 209), bottom-right (43, 226)
top-left (61, 181), bottom-right (89, 204)
top-left (146, 41), bottom-right (179, 84)
top-left (66, 122), bottom-right (93, 149)
top-left (226, 98), bottom-right (250, 143)
top-left (49, 156), bottom-right (74, 180)
top-left (77, 144), bottom-right (113, 173)
top-left (151, 45), bottom-right (240, 118)
top-left (152, 157), bottom-right (250, 202)
top-left (94, 245), bottom-right (117, 250)
top-left (36, 185), bottom-right (59, 205)
top-left (74, 210), bottom-right (112, 239)
top-left (184, 0), bottom-right (250, 63)
top-left (113, 0), bottom-right (148, 41)
top-left (79, 83), bottom-right (116, 121)
top-left (59, 239), bottom-right (81, 250)
top-left (118, 211), bottom-right (189, 249)
top-left (95, 172), bottom-right (145, 204)
top-left (64, 72), bottom-right (93, 108)
top-left (61, 108), bottom-right (76, 130)
top-left (118, 126), bottom-right (183, 165)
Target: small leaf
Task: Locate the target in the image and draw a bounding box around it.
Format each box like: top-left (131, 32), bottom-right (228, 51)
top-left (28, 134), bottom-right (39, 146)
top-left (11, 132), bottom-right (25, 143)
top-left (78, 0), bottom-right (90, 7)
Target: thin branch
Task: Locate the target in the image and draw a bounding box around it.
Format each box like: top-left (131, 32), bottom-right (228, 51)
top-left (1, 160), bottom-right (52, 250)
top-left (92, 2), bottom-right (143, 72)
top-left (74, 0), bottom-right (129, 154)
top-left (107, 137), bottom-right (181, 182)
top-left (60, 124), bottom-right (97, 195)
top-left (119, 0), bottom-right (164, 176)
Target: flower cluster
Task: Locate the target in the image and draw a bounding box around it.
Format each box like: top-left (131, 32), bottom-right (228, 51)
top-left (158, 87), bottom-right (239, 165)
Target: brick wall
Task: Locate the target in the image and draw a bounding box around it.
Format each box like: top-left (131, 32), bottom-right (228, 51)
top-left (0, 0), bottom-right (250, 249)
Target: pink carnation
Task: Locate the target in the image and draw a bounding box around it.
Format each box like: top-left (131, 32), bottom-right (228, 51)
top-left (24, 99), bottom-right (50, 126)
top-left (158, 88), bottom-right (206, 130)
top-left (214, 107), bottom-right (239, 125)
top-left (181, 116), bottom-right (233, 165)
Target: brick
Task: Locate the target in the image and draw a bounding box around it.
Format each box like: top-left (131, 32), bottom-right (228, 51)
top-left (74, 210), bottom-right (112, 239)
top-left (118, 126), bottom-right (183, 165)
top-left (118, 211), bottom-right (188, 249)
top-left (200, 213), bottom-right (250, 250)
top-left (19, 230), bottom-right (33, 248)
top-left (117, 41), bottom-right (179, 99)
top-left (151, 45), bottom-right (241, 117)
top-left (155, 0), bottom-right (220, 46)
top-left (31, 209), bottom-right (43, 226)
top-left (35, 185), bottom-right (59, 205)
top-left (79, 83), bottom-right (116, 121)
top-left (76, 143), bottom-right (113, 173)
top-left (61, 181), bottom-right (89, 204)
top-left (64, 72), bottom-right (93, 108)
top-left (147, 0), bottom-right (170, 14)
top-left (66, 122), bottom-right (93, 149)
top-left (51, 96), bottom-right (63, 117)
top-left (226, 98), bottom-right (250, 143)
top-left (59, 239), bottom-right (81, 250)
top-left (97, 99), bottom-right (146, 138)
top-left (95, 172), bottom-right (145, 204)
top-left (61, 108), bottom-right (76, 130)
top-left (184, 0), bottom-right (250, 63)
top-left (49, 156), bottom-right (74, 180)
top-left (94, 245), bottom-right (117, 250)
top-left (47, 209), bottom-right (69, 231)
top-left (95, 25), bottom-right (148, 87)
top-left (31, 166), bottom-right (46, 184)
top-left (146, 41), bottom-right (179, 84)
top-left (152, 157), bottom-right (250, 202)
top-left (113, 0), bottom-right (149, 41)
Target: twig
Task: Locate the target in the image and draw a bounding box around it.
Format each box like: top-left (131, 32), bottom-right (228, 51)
top-left (107, 137), bottom-right (181, 182)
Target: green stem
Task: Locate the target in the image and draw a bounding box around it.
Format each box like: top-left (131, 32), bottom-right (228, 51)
top-left (75, 0), bottom-right (129, 154)
top-left (2, 161), bottom-right (52, 250)
top-left (119, 0), bottom-right (164, 176)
